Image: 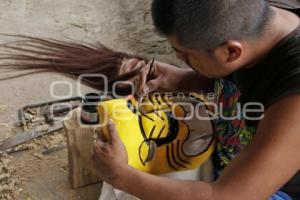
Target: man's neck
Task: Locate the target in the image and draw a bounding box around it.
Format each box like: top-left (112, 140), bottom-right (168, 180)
top-left (243, 6), bottom-right (300, 68)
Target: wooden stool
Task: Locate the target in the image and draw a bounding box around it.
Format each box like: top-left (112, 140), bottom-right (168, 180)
top-left (64, 108), bottom-right (101, 188)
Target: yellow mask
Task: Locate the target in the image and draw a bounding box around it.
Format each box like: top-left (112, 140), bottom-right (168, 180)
top-left (98, 93), bottom-right (215, 174)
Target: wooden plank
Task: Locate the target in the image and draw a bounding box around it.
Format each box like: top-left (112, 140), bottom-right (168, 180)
top-left (0, 122), bottom-right (63, 151)
top-left (64, 109), bottom-right (102, 189)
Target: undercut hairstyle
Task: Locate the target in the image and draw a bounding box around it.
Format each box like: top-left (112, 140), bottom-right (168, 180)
top-left (152, 0), bottom-right (273, 50)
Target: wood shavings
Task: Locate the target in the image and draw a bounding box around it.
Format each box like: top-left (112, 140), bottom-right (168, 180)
top-left (0, 104), bottom-right (7, 113)
top-left (30, 130), bottom-right (67, 151)
top-left (0, 124), bottom-right (16, 135)
top-left (0, 153), bottom-right (20, 200)
top-left (24, 108), bottom-right (37, 116)
top-left (35, 124), bottom-right (50, 132)
top-left (32, 153), bottom-right (44, 160)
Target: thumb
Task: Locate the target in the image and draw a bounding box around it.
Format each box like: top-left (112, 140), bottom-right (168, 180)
top-left (107, 119), bottom-right (121, 145)
top-left (143, 77), bottom-right (162, 93)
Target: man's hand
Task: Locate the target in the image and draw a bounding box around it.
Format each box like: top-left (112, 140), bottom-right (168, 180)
top-left (138, 60), bottom-right (187, 94)
top-left (121, 58), bottom-right (214, 95)
top-left (91, 120), bottom-right (129, 188)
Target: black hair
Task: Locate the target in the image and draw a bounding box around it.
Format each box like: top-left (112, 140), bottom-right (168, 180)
top-left (152, 0), bottom-right (273, 50)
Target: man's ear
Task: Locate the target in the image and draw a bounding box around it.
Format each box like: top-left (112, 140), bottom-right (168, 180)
top-left (214, 40), bottom-right (243, 64)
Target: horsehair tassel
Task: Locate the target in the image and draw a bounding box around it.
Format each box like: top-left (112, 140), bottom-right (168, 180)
top-left (0, 34), bottom-right (142, 91)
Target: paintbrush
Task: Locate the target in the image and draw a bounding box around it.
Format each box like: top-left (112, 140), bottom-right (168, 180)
top-left (138, 57), bottom-right (155, 106)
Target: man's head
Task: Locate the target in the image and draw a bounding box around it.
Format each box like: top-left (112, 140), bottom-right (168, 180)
top-left (151, 0), bottom-right (273, 78)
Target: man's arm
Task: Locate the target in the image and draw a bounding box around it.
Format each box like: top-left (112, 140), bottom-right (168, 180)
top-left (213, 94), bottom-right (300, 199)
top-left (92, 95), bottom-right (300, 200)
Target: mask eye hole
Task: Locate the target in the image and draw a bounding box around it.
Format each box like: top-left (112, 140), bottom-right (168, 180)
top-left (127, 100), bottom-right (138, 113)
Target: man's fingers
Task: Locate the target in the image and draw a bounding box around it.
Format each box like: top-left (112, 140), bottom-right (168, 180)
top-left (126, 60), bottom-right (145, 73)
top-left (139, 62), bottom-right (159, 95)
top-left (125, 59), bottom-right (140, 71)
top-left (145, 77), bottom-right (162, 93)
top-left (107, 119), bottom-right (121, 145)
top-left (94, 141), bottom-right (103, 154)
top-left (138, 64), bottom-right (149, 94)
top-left (98, 129), bottom-right (107, 142)
top-left (94, 120), bottom-right (120, 152)
top-left (94, 138), bottom-right (109, 153)
top-left (121, 58), bottom-right (143, 73)
top-left (135, 60), bottom-right (146, 71)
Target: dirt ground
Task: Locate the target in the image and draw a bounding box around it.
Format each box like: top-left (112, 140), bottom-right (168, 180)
top-left (0, 0), bottom-right (182, 200)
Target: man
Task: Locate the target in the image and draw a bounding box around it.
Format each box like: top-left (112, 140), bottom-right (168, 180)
top-left (91, 0), bottom-right (300, 199)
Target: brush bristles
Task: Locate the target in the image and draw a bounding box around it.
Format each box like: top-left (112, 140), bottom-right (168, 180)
top-left (0, 34), bottom-right (142, 91)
